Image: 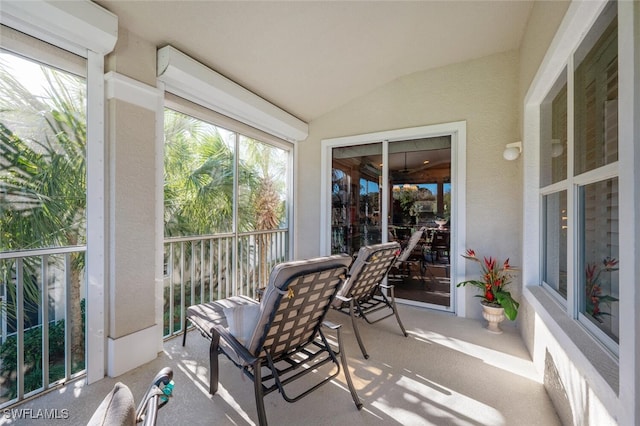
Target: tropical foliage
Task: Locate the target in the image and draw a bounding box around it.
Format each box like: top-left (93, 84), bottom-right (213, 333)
top-left (163, 110), bottom-right (287, 238)
top-left (0, 53), bottom-right (87, 400)
top-left (0, 51), bottom-right (291, 399)
top-left (457, 249), bottom-right (520, 320)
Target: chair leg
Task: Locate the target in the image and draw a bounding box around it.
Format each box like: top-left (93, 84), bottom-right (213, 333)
top-left (336, 326), bottom-right (363, 410)
top-left (209, 330), bottom-right (220, 395)
top-left (388, 286), bottom-right (408, 338)
top-left (252, 359), bottom-right (269, 426)
top-left (348, 299), bottom-right (369, 359)
top-left (182, 316), bottom-right (189, 347)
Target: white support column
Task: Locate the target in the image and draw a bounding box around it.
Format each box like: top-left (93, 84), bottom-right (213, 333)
top-left (86, 50), bottom-right (107, 384)
top-left (104, 71), bottom-right (163, 377)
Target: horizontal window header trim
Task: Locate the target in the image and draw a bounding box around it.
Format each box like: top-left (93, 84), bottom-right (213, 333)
top-left (0, 0), bottom-right (117, 57)
top-left (157, 45), bottom-right (308, 143)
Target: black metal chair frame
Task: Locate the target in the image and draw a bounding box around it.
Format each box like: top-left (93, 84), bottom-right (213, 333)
top-left (333, 242), bottom-right (408, 359)
top-left (183, 258), bottom-right (362, 426)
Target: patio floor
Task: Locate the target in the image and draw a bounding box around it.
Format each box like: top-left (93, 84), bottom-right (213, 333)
top-left (4, 304), bottom-right (560, 425)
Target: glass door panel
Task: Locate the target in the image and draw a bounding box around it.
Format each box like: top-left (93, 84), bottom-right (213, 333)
top-left (329, 137), bottom-right (452, 310)
top-left (387, 138), bottom-right (451, 309)
top-left (331, 143), bottom-right (382, 256)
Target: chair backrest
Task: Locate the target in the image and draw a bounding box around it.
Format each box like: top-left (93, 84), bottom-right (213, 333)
top-left (246, 254), bottom-right (352, 357)
top-left (87, 382), bottom-right (136, 426)
top-left (431, 230), bottom-right (450, 249)
top-left (333, 242), bottom-right (400, 306)
top-left (397, 227), bottom-right (426, 262)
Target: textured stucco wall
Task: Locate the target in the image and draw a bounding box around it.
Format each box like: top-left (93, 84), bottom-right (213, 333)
top-left (297, 50), bottom-right (521, 320)
top-left (518, 1), bottom-right (622, 424)
top-left (518, 0), bottom-right (572, 115)
top-left (517, 0), bottom-right (570, 371)
top-left (107, 99), bottom-right (157, 337)
top-left (106, 26), bottom-right (157, 87)
top-left (105, 29), bottom-right (159, 339)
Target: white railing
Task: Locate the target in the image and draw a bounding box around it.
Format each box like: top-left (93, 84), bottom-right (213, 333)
top-left (163, 229), bottom-right (289, 338)
top-left (0, 246), bottom-right (86, 407)
top-left (0, 230), bottom-right (289, 406)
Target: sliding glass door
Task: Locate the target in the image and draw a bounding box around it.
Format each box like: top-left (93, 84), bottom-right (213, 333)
top-left (329, 137), bottom-right (452, 310)
top-left (331, 143), bottom-right (383, 254)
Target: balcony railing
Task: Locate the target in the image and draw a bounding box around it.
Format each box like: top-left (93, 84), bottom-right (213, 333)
top-left (163, 229), bottom-right (289, 338)
top-left (0, 229), bottom-right (288, 407)
top-left (0, 246), bottom-right (86, 408)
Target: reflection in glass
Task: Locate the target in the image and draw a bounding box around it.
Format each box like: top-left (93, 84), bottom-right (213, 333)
top-left (330, 137), bottom-right (452, 309)
top-left (574, 11), bottom-right (617, 176)
top-left (331, 143), bottom-right (382, 255)
top-left (543, 191), bottom-right (567, 298)
top-left (540, 69), bottom-right (567, 187)
top-left (580, 178), bottom-right (619, 343)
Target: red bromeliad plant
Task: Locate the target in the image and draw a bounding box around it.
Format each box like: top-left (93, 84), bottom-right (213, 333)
top-left (585, 257), bottom-right (619, 322)
top-left (457, 249), bottom-right (520, 320)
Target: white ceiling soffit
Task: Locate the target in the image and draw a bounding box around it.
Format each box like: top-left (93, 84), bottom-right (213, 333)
top-left (157, 45), bottom-right (309, 143)
top-left (0, 0), bottom-right (117, 57)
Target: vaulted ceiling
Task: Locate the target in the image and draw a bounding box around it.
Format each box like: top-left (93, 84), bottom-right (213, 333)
top-left (95, 0), bottom-right (534, 123)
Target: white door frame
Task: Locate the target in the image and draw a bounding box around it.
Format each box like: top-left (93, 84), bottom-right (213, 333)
top-left (320, 121), bottom-right (467, 315)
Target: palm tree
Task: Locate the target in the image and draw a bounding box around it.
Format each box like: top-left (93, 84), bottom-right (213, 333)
top-left (0, 54), bottom-right (87, 389)
top-left (240, 136), bottom-right (287, 284)
top-left (163, 112), bottom-right (288, 294)
top-left (164, 109), bottom-right (258, 237)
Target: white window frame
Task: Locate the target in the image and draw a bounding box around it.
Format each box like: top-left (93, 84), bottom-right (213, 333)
top-left (162, 94), bottom-right (296, 272)
top-left (320, 121), bottom-right (466, 315)
top-left (523, 1), bottom-right (638, 423)
top-left (0, 0), bottom-right (117, 384)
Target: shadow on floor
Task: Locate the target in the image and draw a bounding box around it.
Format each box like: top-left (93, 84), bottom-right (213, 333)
top-left (4, 305), bottom-right (560, 426)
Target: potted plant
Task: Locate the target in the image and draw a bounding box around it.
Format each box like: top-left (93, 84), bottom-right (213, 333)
top-left (457, 249), bottom-right (519, 333)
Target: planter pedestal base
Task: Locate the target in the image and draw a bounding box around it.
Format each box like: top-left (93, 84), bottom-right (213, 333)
top-left (481, 304), bottom-right (505, 334)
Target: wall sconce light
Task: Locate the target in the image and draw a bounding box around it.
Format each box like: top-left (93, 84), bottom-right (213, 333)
top-left (503, 141), bottom-right (522, 161)
top-left (551, 139), bottom-right (564, 158)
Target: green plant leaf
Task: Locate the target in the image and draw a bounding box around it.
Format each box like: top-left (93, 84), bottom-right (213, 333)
top-left (496, 290), bottom-right (519, 320)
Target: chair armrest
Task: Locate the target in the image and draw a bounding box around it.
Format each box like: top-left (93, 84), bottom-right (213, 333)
top-left (335, 295), bottom-right (352, 303)
top-left (210, 324), bottom-right (258, 365)
top-left (321, 320), bottom-right (342, 330)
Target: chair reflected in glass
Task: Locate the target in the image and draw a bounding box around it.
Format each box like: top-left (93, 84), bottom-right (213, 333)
top-left (429, 230), bottom-right (450, 264)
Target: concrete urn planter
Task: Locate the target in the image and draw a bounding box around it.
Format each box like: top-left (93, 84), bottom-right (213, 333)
top-left (481, 302), bottom-right (505, 334)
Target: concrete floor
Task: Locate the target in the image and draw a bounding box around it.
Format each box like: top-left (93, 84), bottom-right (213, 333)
top-left (2, 304), bottom-right (561, 426)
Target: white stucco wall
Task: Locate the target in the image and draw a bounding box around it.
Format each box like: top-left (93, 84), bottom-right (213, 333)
top-left (104, 28), bottom-right (164, 376)
top-left (517, 1), bottom-right (637, 424)
top-left (297, 50), bottom-right (521, 321)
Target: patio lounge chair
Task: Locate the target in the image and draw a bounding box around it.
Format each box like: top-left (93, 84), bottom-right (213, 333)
top-left (183, 254), bottom-right (363, 426)
top-left (332, 242), bottom-right (408, 359)
top-left (87, 367), bottom-right (174, 426)
top-left (390, 226), bottom-right (428, 283)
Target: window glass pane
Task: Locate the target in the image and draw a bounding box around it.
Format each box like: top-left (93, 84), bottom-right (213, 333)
top-left (540, 70), bottom-right (567, 186)
top-left (331, 143), bottom-right (383, 255)
top-left (574, 9), bottom-right (617, 175)
top-left (580, 178), bottom-right (619, 343)
top-left (0, 48), bottom-right (87, 402)
top-left (0, 50), bottom-right (87, 250)
top-left (164, 108), bottom-right (235, 236)
top-left (237, 135), bottom-right (289, 232)
top-left (543, 191), bottom-right (567, 299)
